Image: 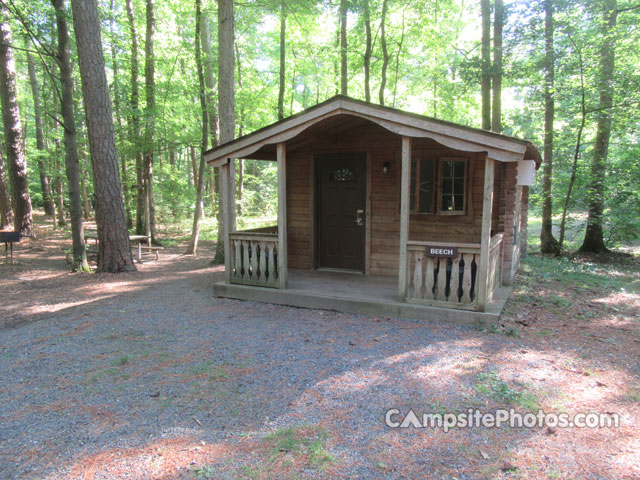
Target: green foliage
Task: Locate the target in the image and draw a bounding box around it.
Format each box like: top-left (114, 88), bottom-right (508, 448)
top-left (476, 372), bottom-right (539, 410)
top-left (266, 425), bottom-right (335, 468)
top-left (238, 160), bottom-right (277, 217)
top-left (520, 253), bottom-right (640, 295)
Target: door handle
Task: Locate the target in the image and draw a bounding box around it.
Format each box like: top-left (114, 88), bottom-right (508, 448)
top-left (354, 209), bottom-right (364, 226)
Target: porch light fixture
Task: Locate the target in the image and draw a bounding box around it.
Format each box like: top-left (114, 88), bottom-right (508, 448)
top-left (382, 161), bottom-right (391, 174)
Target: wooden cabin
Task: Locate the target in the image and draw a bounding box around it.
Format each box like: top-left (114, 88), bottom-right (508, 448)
top-left (205, 96), bottom-right (540, 323)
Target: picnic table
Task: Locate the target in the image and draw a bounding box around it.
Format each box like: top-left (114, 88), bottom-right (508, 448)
top-left (84, 232), bottom-right (163, 263)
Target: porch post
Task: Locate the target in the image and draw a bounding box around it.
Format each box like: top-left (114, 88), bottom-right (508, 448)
top-left (220, 159), bottom-right (233, 284)
top-left (398, 136), bottom-right (411, 298)
top-left (229, 159), bottom-right (236, 232)
top-left (277, 142), bottom-right (288, 289)
top-left (477, 156), bottom-right (495, 311)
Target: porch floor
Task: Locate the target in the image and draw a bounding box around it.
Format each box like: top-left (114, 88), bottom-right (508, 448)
top-left (213, 269), bottom-right (510, 325)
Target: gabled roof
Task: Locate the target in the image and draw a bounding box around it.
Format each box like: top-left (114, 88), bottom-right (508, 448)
top-left (205, 95), bottom-right (541, 167)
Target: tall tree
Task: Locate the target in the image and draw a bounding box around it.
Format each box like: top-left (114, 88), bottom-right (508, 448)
top-left (215, 0), bottom-right (235, 264)
top-left (143, 0), bottom-right (158, 243)
top-left (52, 0), bottom-right (89, 271)
top-left (363, 0), bottom-right (372, 102)
top-left (559, 36), bottom-right (587, 250)
top-left (580, 0), bottom-right (617, 253)
top-left (124, 0), bottom-right (145, 236)
top-left (0, 149), bottom-right (12, 229)
top-left (277, 0), bottom-right (286, 120)
top-left (201, 8), bottom-right (217, 145)
top-left (201, 6), bottom-right (221, 238)
top-left (52, 91), bottom-right (66, 227)
top-left (391, 10), bottom-right (406, 107)
top-left (235, 43), bottom-right (243, 214)
top-left (540, 0), bottom-right (560, 254)
top-left (26, 50), bottom-right (56, 218)
top-left (481, 0), bottom-right (491, 130)
top-left (0, 7), bottom-right (33, 236)
top-left (185, 0), bottom-right (208, 255)
top-left (71, 0), bottom-right (135, 272)
top-left (110, 0), bottom-right (132, 229)
top-left (339, 0), bottom-right (347, 95)
top-left (379, 0), bottom-right (389, 105)
top-left (491, 0), bottom-right (503, 133)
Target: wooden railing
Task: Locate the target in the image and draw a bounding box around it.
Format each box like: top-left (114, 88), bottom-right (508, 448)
top-left (487, 233), bottom-right (503, 302)
top-left (240, 224), bottom-right (278, 234)
top-left (405, 235), bottom-right (504, 310)
top-left (405, 241), bottom-right (481, 310)
top-left (229, 231), bottom-right (280, 288)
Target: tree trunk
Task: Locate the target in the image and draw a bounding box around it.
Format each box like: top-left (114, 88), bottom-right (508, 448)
top-left (237, 159), bottom-right (243, 212)
top-left (580, 0), bottom-right (616, 253)
top-left (71, 0), bottom-right (135, 273)
top-left (26, 49), bottom-right (56, 218)
top-left (0, 8), bottom-right (33, 236)
top-left (81, 168), bottom-right (90, 218)
top-left (559, 38), bottom-right (586, 250)
top-left (110, 0), bottom-right (132, 230)
top-left (278, 0), bottom-right (286, 120)
top-left (481, 0), bottom-right (491, 130)
top-left (214, 168), bottom-right (220, 216)
top-left (200, 8), bottom-right (220, 220)
top-left (214, 0), bottom-right (235, 264)
top-left (235, 43), bottom-right (244, 215)
top-left (201, 10), bottom-right (218, 146)
top-left (51, 91), bottom-right (67, 227)
top-left (143, 0), bottom-right (158, 244)
top-left (55, 168), bottom-right (66, 227)
top-left (0, 149), bottom-right (13, 229)
top-left (379, 0), bottom-right (389, 105)
top-left (391, 10), bottom-right (405, 107)
top-left (363, 0), bottom-right (372, 102)
top-left (185, 0), bottom-right (208, 256)
top-left (125, 0), bottom-right (145, 237)
top-left (491, 0), bottom-right (503, 133)
top-left (339, 0), bottom-right (348, 95)
top-left (191, 145), bottom-right (198, 187)
top-left (540, 0), bottom-right (560, 254)
top-left (53, 0), bottom-right (89, 271)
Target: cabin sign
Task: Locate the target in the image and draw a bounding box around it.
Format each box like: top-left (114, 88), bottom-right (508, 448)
top-left (427, 246), bottom-right (458, 258)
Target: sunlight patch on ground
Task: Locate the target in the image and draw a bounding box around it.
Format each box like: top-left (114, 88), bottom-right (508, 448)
top-left (45, 436), bottom-right (233, 480)
top-left (380, 338), bottom-right (485, 367)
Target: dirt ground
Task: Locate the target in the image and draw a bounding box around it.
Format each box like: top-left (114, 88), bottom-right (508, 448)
top-left (0, 214), bottom-right (638, 480)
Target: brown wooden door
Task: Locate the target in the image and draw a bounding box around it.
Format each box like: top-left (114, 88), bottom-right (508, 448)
top-left (316, 153), bottom-right (366, 272)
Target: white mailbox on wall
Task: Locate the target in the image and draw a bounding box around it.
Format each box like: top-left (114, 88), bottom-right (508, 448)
top-left (516, 160), bottom-right (535, 186)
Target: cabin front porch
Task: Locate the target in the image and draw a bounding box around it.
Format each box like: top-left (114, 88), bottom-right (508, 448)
top-left (213, 135), bottom-right (511, 320)
top-left (212, 268), bottom-right (510, 325)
